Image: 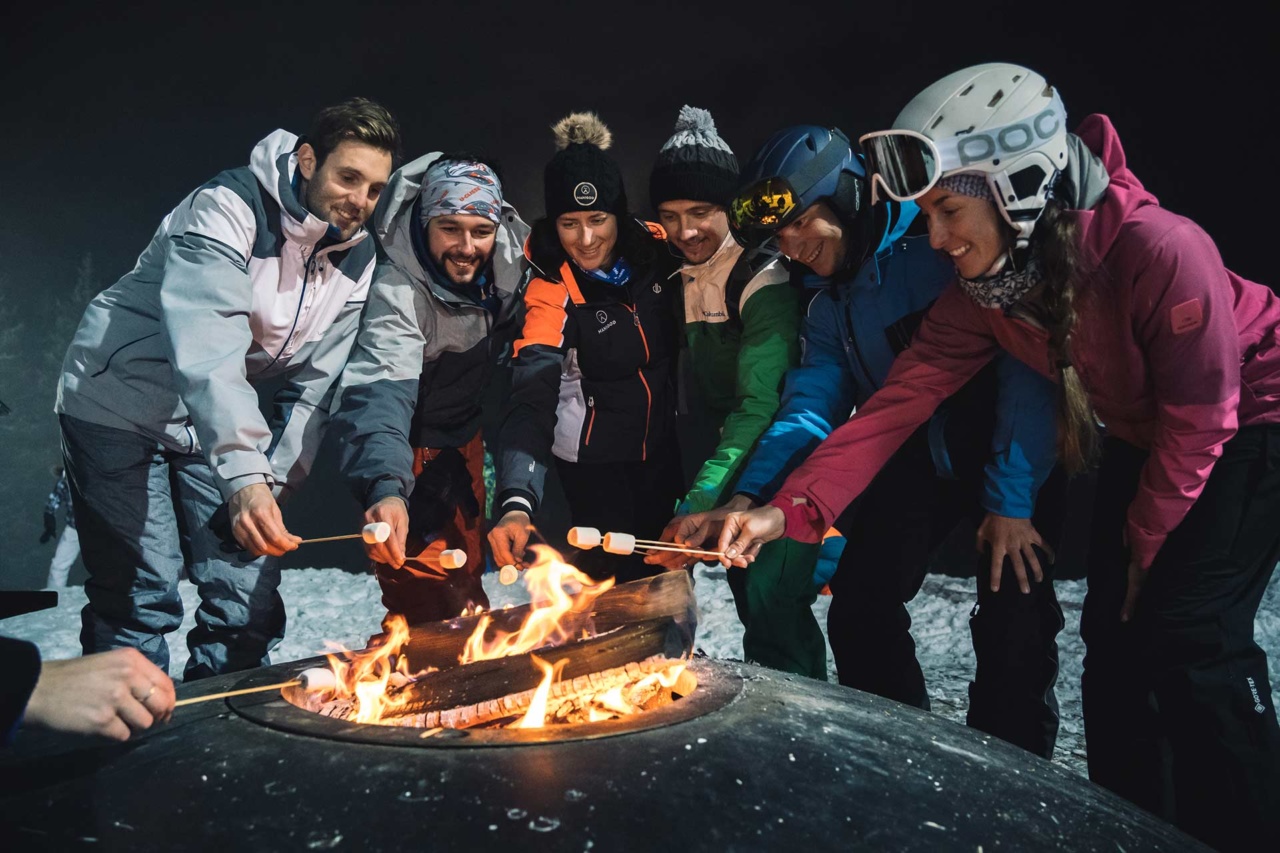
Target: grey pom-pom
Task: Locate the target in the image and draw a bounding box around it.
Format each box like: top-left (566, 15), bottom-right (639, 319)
top-left (674, 105), bottom-right (716, 134)
top-left (551, 112), bottom-right (612, 151)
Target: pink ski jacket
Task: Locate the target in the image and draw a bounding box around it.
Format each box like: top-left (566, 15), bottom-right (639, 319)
top-left (770, 114), bottom-right (1280, 570)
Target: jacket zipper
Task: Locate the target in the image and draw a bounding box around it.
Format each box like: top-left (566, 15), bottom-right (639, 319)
top-left (844, 300), bottom-right (880, 395)
top-left (584, 396), bottom-right (596, 446)
top-left (262, 246), bottom-right (315, 374)
top-left (627, 305), bottom-right (652, 461)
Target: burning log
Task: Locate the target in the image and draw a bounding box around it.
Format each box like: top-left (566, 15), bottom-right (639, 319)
top-left (310, 655), bottom-right (690, 730)
top-left (391, 570), bottom-right (698, 672)
top-left (286, 617), bottom-right (690, 719)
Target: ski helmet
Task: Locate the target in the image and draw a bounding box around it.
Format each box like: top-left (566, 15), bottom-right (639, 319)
top-left (859, 63), bottom-right (1068, 240)
top-left (728, 125), bottom-right (868, 250)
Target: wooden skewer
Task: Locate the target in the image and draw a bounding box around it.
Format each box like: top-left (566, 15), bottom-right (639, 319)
top-left (174, 679), bottom-right (300, 707)
top-left (297, 533), bottom-right (366, 545)
top-left (637, 543), bottom-right (725, 558)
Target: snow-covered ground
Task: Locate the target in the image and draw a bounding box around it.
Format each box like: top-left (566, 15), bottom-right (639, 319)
top-left (5, 564), bottom-right (1278, 778)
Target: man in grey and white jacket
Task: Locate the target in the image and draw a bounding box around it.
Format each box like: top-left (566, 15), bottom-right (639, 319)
top-left (55, 98), bottom-right (401, 680)
top-left (330, 154), bottom-right (530, 625)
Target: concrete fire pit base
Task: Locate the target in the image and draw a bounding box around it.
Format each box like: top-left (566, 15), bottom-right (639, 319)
top-left (0, 658), bottom-right (1204, 851)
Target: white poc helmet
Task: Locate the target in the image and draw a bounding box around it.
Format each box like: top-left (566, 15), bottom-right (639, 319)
top-left (861, 63), bottom-right (1069, 241)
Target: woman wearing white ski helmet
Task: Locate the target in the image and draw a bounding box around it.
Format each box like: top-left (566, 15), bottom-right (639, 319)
top-left (718, 62), bottom-right (1280, 851)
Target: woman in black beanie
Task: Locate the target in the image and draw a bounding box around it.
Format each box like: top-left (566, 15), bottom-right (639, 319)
top-left (489, 112), bottom-right (683, 582)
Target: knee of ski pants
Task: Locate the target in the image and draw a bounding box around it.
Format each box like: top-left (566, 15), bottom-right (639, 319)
top-left (970, 581), bottom-right (1064, 672)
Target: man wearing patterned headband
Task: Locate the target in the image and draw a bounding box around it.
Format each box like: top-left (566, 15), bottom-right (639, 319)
top-left (331, 153), bottom-right (530, 624)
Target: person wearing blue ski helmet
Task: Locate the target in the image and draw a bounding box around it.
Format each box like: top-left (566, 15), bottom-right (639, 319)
top-left (728, 125), bottom-right (878, 277)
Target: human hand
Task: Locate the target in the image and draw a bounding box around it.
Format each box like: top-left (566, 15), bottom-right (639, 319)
top-left (717, 505), bottom-right (786, 568)
top-left (644, 495), bottom-right (756, 569)
top-left (488, 510), bottom-right (531, 568)
top-left (975, 513), bottom-right (1054, 594)
top-left (1120, 560), bottom-right (1146, 622)
top-left (40, 511), bottom-right (57, 544)
top-left (229, 483), bottom-right (300, 557)
top-left (24, 648), bottom-right (176, 741)
top-left (365, 497), bottom-right (409, 568)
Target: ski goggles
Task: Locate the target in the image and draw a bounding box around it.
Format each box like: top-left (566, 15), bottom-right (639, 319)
top-left (729, 177), bottom-right (800, 232)
top-left (859, 91), bottom-right (1067, 204)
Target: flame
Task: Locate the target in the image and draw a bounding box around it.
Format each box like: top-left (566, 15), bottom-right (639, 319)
top-left (322, 614), bottom-right (425, 724)
top-left (512, 655), bottom-right (568, 728)
top-left (307, 541), bottom-right (689, 730)
top-left (461, 544), bottom-right (613, 664)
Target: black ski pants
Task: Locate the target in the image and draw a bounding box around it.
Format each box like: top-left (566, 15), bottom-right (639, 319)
top-left (827, 419), bottom-right (1068, 759)
top-left (555, 437), bottom-right (684, 584)
top-left (1081, 428), bottom-right (1280, 852)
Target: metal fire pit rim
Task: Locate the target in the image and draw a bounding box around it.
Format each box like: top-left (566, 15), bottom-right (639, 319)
top-left (225, 655), bottom-right (744, 749)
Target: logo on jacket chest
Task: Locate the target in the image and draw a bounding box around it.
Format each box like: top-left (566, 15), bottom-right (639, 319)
top-left (595, 309), bottom-right (617, 334)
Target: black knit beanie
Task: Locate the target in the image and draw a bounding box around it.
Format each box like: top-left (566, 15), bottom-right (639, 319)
top-left (649, 105), bottom-right (739, 209)
top-left (543, 112), bottom-right (628, 220)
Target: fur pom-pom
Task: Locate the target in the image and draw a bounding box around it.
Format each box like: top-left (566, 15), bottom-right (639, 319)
top-left (674, 105), bottom-right (716, 134)
top-left (552, 112), bottom-right (612, 151)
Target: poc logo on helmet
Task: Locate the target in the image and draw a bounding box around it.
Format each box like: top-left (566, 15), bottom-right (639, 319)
top-left (956, 107), bottom-right (1061, 167)
top-left (574, 182), bottom-right (598, 206)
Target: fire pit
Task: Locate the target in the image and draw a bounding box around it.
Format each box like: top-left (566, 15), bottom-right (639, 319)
top-left (0, 556), bottom-right (1208, 851)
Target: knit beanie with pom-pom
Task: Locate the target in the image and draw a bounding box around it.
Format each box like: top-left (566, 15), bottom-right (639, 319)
top-left (543, 111), bottom-right (628, 220)
top-left (649, 105), bottom-right (739, 209)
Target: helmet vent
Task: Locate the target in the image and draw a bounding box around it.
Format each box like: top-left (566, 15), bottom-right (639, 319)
top-left (987, 89), bottom-right (1005, 108)
top-left (1012, 74), bottom-right (1022, 82)
top-left (959, 84), bottom-right (974, 96)
top-left (930, 115), bottom-right (944, 131)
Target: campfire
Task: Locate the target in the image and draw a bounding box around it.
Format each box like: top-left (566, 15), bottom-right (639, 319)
top-left (282, 545), bottom-right (698, 732)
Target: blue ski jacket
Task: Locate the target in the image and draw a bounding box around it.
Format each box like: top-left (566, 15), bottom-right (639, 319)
top-left (733, 205), bottom-right (1057, 518)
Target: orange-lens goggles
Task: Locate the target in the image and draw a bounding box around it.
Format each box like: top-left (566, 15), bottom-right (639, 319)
top-left (729, 178), bottom-right (799, 231)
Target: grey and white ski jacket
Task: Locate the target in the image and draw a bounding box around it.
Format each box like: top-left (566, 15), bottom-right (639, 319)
top-left (330, 152), bottom-right (531, 509)
top-left (56, 130), bottom-right (376, 501)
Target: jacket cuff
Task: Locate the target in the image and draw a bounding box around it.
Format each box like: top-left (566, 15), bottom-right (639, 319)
top-left (1, 637), bottom-right (41, 746)
top-left (498, 489), bottom-right (537, 517)
top-left (366, 478), bottom-right (408, 509)
top-left (220, 472), bottom-right (270, 503)
top-left (766, 493), bottom-right (824, 544)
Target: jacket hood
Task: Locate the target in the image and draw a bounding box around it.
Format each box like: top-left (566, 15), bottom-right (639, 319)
top-left (374, 152), bottom-right (530, 306)
top-left (1068, 114), bottom-right (1160, 265)
top-left (248, 129), bottom-right (370, 249)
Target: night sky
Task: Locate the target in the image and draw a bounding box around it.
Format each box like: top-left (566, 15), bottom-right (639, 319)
top-left (2, 1), bottom-right (1271, 290)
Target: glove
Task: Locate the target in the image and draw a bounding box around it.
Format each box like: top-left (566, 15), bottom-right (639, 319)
top-left (40, 511), bottom-right (56, 544)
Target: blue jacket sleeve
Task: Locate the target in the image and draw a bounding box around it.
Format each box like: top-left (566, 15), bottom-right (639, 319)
top-left (734, 291), bottom-right (858, 503)
top-left (981, 351), bottom-right (1059, 517)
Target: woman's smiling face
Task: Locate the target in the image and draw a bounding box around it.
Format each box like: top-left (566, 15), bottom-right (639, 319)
top-left (918, 185), bottom-right (1011, 279)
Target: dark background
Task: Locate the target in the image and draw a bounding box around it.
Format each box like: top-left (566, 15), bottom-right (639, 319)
top-left (0, 0), bottom-right (1271, 588)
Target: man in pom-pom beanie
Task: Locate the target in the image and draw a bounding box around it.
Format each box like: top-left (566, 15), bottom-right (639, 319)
top-left (644, 106), bottom-right (827, 680)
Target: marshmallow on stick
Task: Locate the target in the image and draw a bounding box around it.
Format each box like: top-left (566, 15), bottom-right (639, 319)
top-left (298, 522), bottom-right (392, 546)
top-left (567, 526), bottom-right (602, 549)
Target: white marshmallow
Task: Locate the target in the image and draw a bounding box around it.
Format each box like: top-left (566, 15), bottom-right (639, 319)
top-left (568, 526), bottom-right (602, 549)
top-left (498, 564), bottom-right (520, 585)
top-left (362, 522), bottom-right (392, 544)
top-left (438, 549), bottom-right (467, 570)
top-left (298, 667), bottom-right (337, 692)
top-left (602, 532), bottom-right (636, 555)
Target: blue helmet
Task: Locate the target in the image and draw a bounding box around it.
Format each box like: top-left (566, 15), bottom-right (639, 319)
top-left (729, 125), bottom-right (872, 261)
